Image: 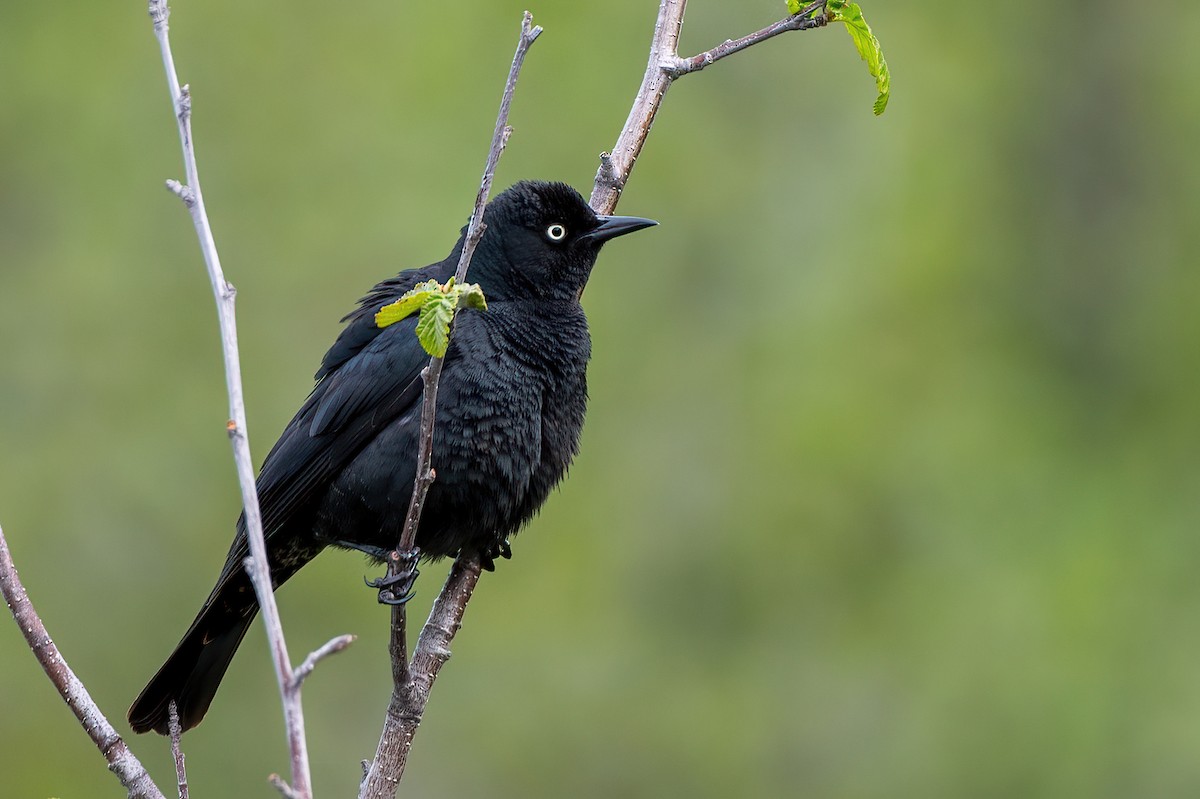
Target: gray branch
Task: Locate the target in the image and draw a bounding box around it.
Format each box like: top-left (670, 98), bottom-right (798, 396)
top-left (358, 12), bottom-right (542, 799)
top-left (0, 524), bottom-right (166, 799)
top-left (590, 0), bottom-right (829, 214)
top-left (149, 2), bottom-right (351, 796)
top-left (168, 702), bottom-right (190, 799)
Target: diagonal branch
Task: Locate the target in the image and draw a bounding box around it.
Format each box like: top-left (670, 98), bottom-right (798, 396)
top-left (0, 524), bottom-right (167, 799)
top-left (590, 0), bottom-right (830, 214)
top-left (358, 13), bottom-right (541, 799)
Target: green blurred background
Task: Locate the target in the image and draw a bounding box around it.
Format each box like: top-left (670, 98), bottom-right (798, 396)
top-left (3, 1), bottom-right (1199, 796)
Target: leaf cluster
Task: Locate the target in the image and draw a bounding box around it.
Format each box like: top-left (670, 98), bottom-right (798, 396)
top-left (374, 278), bottom-right (488, 357)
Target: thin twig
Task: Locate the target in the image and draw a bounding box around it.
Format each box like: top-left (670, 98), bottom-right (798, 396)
top-left (269, 774), bottom-right (303, 799)
top-left (665, 1), bottom-right (829, 77)
top-left (590, 0), bottom-right (829, 214)
top-left (148, 1), bottom-right (315, 794)
top-left (0, 524), bottom-right (167, 799)
top-left (168, 702), bottom-right (189, 799)
top-left (360, 555), bottom-right (484, 799)
top-left (393, 12), bottom-right (541, 561)
top-left (293, 634), bottom-right (357, 689)
top-left (358, 13), bottom-right (541, 799)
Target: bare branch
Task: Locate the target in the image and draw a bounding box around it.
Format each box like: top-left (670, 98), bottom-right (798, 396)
top-left (269, 774), bottom-right (303, 799)
top-left (409, 554), bottom-right (484, 697)
top-left (293, 634), bottom-right (357, 689)
top-left (590, 0), bottom-right (829, 214)
top-left (0, 524), bottom-right (166, 799)
top-left (148, 1), bottom-right (325, 794)
top-left (360, 554), bottom-right (484, 798)
top-left (359, 13), bottom-right (541, 799)
top-left (168, 702), bottom-right (189, 799)
top-left (666, 2), bottom-right (830, 77)
top-left (394, 12), bottom-right (543, 563)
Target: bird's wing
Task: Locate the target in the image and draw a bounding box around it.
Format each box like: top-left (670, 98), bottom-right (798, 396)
top-left (217, 317), bottom-right (433, 592)
top-left (219, 257), bottom-right (460, 576)
top-left (256, 317), bottom-right (430, 536)
top-left (315, 258), bottom-right (456, 380)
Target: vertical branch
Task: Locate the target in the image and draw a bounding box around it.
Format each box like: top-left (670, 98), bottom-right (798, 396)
top-left (360, 556), bottom-right (483, 799)
top-left (0, 524), bottom-right (167, 799)
top-left (359, 13), bottom-right (542, 799)
top-left (391, 12), bottom-right (541, 565)
top-left (147, 3), bottom-right (356, 797)
top-left (168, 702), bottom-right (190, 799)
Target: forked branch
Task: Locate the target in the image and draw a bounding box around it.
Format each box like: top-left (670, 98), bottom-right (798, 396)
top-left (590, 0), bottom-right (829, 213)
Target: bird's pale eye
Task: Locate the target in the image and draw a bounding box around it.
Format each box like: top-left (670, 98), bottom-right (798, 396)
top-left (545, 223), bottom-right (567, 242)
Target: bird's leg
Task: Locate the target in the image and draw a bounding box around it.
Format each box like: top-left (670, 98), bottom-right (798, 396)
top-left (332, 540), bottom-right (394, 562)
top-left (364, 547), bottom-right (422, 605)
top-left (478, 538), bottom-right (512, 572)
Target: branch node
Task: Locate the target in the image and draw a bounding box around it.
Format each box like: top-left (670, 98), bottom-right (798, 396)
top-left (597, 152), bottom-right (619, 187)
top-left (269, 773), bottom-right (302, 799)
top-left (521, 10), bottom-right (543, 44)
top-left (165, 179), bottom-right (195, 207)
top-left (177, 84), bottom-right (191, 124)
top-left (660, 54), bottom-right (688, 78)
top-left (147, 0), bottom-right (169, 27)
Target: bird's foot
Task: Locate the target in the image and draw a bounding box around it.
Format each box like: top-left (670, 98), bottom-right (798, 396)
top-left (478, 538), bottom-right (512, 572)
top-left (364, 547), bottom-right (421, 605)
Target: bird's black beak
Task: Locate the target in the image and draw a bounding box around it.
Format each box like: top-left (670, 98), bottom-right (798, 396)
top-left (582, 214), bottom-right (658, 244)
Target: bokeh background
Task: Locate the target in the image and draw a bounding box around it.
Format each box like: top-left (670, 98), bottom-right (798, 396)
top-left (3, 0), bottom-right (1199, 796)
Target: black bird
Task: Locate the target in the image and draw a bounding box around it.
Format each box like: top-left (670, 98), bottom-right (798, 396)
top-left (128, 181), bottom-right (655, 734)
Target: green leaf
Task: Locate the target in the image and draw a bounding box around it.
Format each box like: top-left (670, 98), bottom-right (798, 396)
top-left (374, 277), bottom-right (489, 357)
top-left (787, 0), bottom-right (825, 16)
top-left (830, 2), bottom-right (891, 115)
top-left (414, 292), bottom-right (457, 357)
top-left (457, 282), bottom-right (488, 312)
top-left (374, 280), bottom-right (440, 328)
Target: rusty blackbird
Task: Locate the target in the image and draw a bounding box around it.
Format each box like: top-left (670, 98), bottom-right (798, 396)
top-left (129, 180), bottom-right (655, 734)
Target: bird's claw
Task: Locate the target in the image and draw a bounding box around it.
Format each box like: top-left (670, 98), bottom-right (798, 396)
top-left (479, 538), bottom-right (512, 572)
top-left (365, 547), bottom-right (421, 605)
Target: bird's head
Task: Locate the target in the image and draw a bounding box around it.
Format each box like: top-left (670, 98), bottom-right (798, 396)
top-left (466, 180), bottom-right (656, 301)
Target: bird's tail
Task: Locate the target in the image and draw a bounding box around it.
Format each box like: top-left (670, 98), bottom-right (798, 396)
top-left (128, 565), bottom-right (264, 735)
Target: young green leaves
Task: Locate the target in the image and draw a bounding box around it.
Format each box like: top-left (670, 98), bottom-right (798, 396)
top-left (788, 0), bottom-right (891, 115)
top-left (375, 278), bottom-right (488, 358)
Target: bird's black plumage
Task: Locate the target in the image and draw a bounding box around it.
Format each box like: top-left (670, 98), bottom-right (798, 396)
top-left (128, 181), bottom-right (655, 734)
